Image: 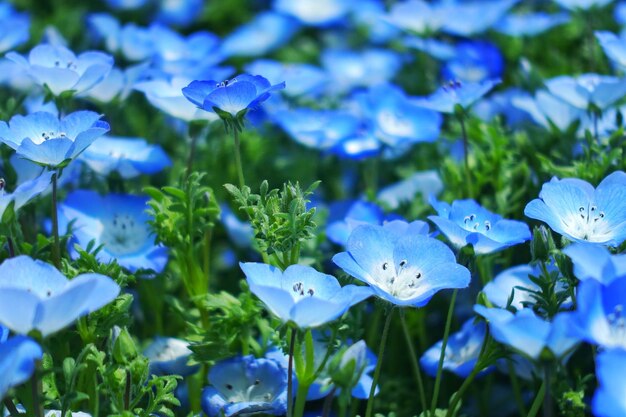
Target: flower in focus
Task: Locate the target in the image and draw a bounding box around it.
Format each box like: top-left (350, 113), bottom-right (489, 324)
top-left (6, 44), bottom-right (113, 96)
top-left (240, 263), bottom-right (372, 328)
top-left (413, 79), bottom-right (501, 114)
top-left (0, 334), bottom-right (42, 399)
top-left (0, 111), bottom-right (109, 168)
top-left (0, 255), bottom-right (119, 336)
top-left (333, 224), bottom-right (470, 307)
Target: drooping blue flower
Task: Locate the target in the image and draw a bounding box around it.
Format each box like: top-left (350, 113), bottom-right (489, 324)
top-left (420, 319), bottom-right (489, 378)
top-left (524, 171), bottom-right (626, 245)
top-left (6, 44), bottom-right (113, 96)
top-left (545, 74), bottom-right (626, 110)
top-left (0, 3), bottom-right (30, 54)
top-left (429, 199), bottom-right (531, 254)
top-left (0, 111), bottom-right (109, 168)
top-left (377, 170), bottom-right (444, 209)
top-left (274, 0), bottom-right (352, 26)
top-left (553, 0), bottom-right (613, 10)
top-left (7, 153), bottom-right (80, 195)
top-left (0, 255), bottom-right (119, 336)
top-left (475, 306), bottom-right (578, 360)
top-left (0, 171), bottom-right (52, 221)
top-left (79, 136), bottom-right (171, 179)
top-left (183, 74), bottom-right (285, 120)
top-left (563, 243), bottom-right (626, 284)
top-left (144, 337), bottom-right (198, 377)
top-left (201, 355), bottom-right (288, 417)
top-left (333, 224), bottom-right (470, 307)
top-left (155, 0), bottom-right (203, 27)
top-left (494, 12), bottom-right (570, 37)
top-left (413, 79), bottom-right (501, 114)
top-left (441, 41), bottom-right (504, 84)
top-left (240, 263), bottom-right (372, 328)
top-left (0, 335), bottom-right (42, 400)
top-left (57, 190), bottom-right (168, 273)
top-left (245, 60), bottom-right (328, 98)
top-left (592, 349), bottom-right (626, 417)
top-left (511, 90), bottom-right (583, 131)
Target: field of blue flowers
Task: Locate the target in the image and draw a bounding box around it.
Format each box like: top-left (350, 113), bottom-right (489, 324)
top-left (1, 0), bottom-right (626, 416)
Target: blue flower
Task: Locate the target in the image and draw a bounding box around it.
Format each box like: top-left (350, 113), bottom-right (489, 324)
top-left (563, 243), bottom-right (626, 284)
top-left (240, 263), bottom-right (372, 328)
top-left (6, 44), bottom-right (113, 96)
top-left (524, 171), bottom-right (626, 245)
top-left (429, 199), bottom-right (531, 254)
top-left (545, 74), bottom-right (626, 110)
top-left (326, 200), bottom-right (387, 246)
top-left (473, 88), bottom-right (532, 126)
top-left (79, 136), bottom-right (171, 179)
top-left (201, 355), bottom-right (288, 417)
top-left (441, 41), bottom-right (504, 84)
top-left (592, 349), bottom-right (626, 417)
top-left (58, 190), bottom-right (168, 273)
top-left (104, 0), bottom-right (147, 10)
top-left (245, 60), bottom-right (328, 98)
top-left (413, 79), bottom-right (501, 114)
top-left (88, 14), bottom-right (153, 62)
top-left (220, 204), bottom-right (254, 249)
top-left (511, 90), bottom-right (583, 131)
top-left (0, 255), bottom-right (119, 336)
top-left (0, 171), bottom-right (52, 220)
top-left (475, 306), bottom-right (579, 360)
top-left (377, 170), bottom-right (444, 210)
top-left (553, 0), bottom-right (612, 10)
top-left (483, 264), bottom-right (561, 309)
top-left (0, 335), bottom-right (42, 400)
top-left (183, 74), bottom-right (285, 120)
top-left (273, 0), bottom-right (352, 26)
top-left (333, 224), bottom-right (470, 307)
top-left (0, 3), bottom-right (30, 53)
top-left (350, 0), bottom-right (399, 44)
top-left (402, 37), bottom-right (456, 60)
top-left (0, 111), bottom-right (109, 168)
top-left (155, 0), bottom-right (203, 26)
top-left (144, 337), bottom-right (198, 377)
top-left (494, 12), bottom-right (570, 37)
top-left (420, 319), bottom-right (489, 378)
top-left (596, 31), bottom-right (626, 68)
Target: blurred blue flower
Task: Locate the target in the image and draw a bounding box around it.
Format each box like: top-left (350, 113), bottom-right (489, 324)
top-left (104, 0), bottom-right (147, 10)
top-left (413, 79), bottom-right (501, 114)
top-left (79, 136), bottom-right (170, 179)
top-left (144, 337), bottom-right (198, 377)
top-left (592, 349), bottom-right (626, 417)
top-left (326, 200), bottom-right (398, 246)
top-left (220, 12), bottom-right (299, 58)
top-left (377, 170), bottom-right (444, 209)
top-left (220, 204), bottom-right (254, 249)
top-left (511, 90), bottom-right (583, 131)
top-left (385, 0), bottom-right (446, 34)
top-left (564, 243), bottom-right (626, 284)
top-left (473, 88), bottom-right (532, 126)
top-left (240, 263), bottom-right (372, 328)
top-left (494, 12), bottom-right (570, 36)
top-left (616, 2), bottom-right (626, 24)
top-left (245, 60), bottom-right (328, 98)
top-left (429, 199), bottom-right (531, 254)
top-left (349, 0), bottom-right (399, 43)
top-left (483, 264), bottom-right (550, 309)
top-left (0, 255), bottom-right (119, 336)
top-left (0, 335), bottom-right (42, 400)
top-left (420, 319), bottom-right (489, 378)
top-left (0, 171), bottom-right (52, 220)
top-left (81, 63), bottom-right (147, 104)
top-left (0, 111), bottom-right (109, 168)
top-left (0, 3), bottom-right (30, 53)
top-left (155, 0), bottom-right (203, 27)
top-left (524, 171), bottom-right (626, 245)
top-left (402, 37), bottom-right (456, 60)
top-left (274, 0), bottom-right (352, 26)
top-left (442, 41), bottom-right (504, 84)
top-left (475, 306), bottom-right (578, 360)
top-left (333, 224), bottom-right (470, 307)
top-left (554, 0), bottom-right (613, 10)
top-left (545, 74), bottom-right (626, 110)
top-left (596, 31), bottom-right (626, 68)
top-left (202, 354), bottom-right (288, 417)
top-left (58, 190), bottom-right (168, 273)
top-left (6, 44), bottom-right (113, 96)
top-left (183, 74), bottom-right (285, 120)
top-left (88, 14), bottom-right (153, 61)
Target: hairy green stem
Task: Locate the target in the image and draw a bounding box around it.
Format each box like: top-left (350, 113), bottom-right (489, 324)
top-left (232, 128), bottom-right (245, 188)
top-left (399, 311), bottom-right (428, 415)
top-left (458, 115), bottom-right (473, 198)
top-left (287, 328), bottom-right (297, 417)
top-left (4, 399), bottom-right (20, 416)
top-left (365, 308), bottom-right (395, 417)
top-left (526, 380), bottom-right (546, 417)
top-left (430, 289), bottom-right (458, 415)
top-left (50, 171), bottom-right (61, 269)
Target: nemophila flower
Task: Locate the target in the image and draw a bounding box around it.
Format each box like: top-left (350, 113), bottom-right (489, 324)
top-left (183, 74), bottom-right (285, 122)
top-left (220, 204), bottom-right (254, 249)
top-left (385, 0), bottom-right (446, 34)
top-left (201, 355), bottom-right (288, 417)
top-left (273, 0), bottom-right (351, 26)
top-left (240, 263), bottom-right (372, 328)
top-left (104, 0), bottom-right (147, 10)
top-left (413, 79), bottom-right (501, 114)
top-left (616, 1), bottom-right (626, 24)
top-left (0, 171), bottom-right (52, 220)
top-left (88, 14), bottom-right (153, 61)
top-left (568, 276), bottom-right (626, 349)
top-left (220, 12), bottom-right (299, 58)
top-left (475, 306), bottom-right (578, 360)
top-left (420, 319), bottom-right (489, 378)
top-left (7, 153), bottom-right (80, 195)
top-left (524, 171), bottom-right (626, 245)
top-left (58, 190), bottom-right (168, 273)
top-left (596, 31), bottom-right (626, 68)
top-left (592, 349), bottom-right (626, 417)
top-left (155, 0), bottom-right (203, 27)
top-left (333, 224), bottom-right (470, 307)
top-left (0, 3), bottom-right (30, 53)
top-left (563, 243), bottom-right (626, 284)
top-left (81, 63), bottom-right (147, 104)
top-left (79, 136), bottom-right (171, 179)
top-left (473, 88), bottom-right (532, 127)
top-left (0, 255), bottom-right (119, 336)
top-left (429, 199), bottom-right (531, 254)
top-left (545, 74), bottom-right (626, 110)
top-left (350, 0), bottom-right (399, 44)
top-left (483, 264), bottom-right (557, 309)
top-left (6, 44), bottom-right (113, 96)
top-left (0, 111), bottom-right (109, 168)
top-left (245, 60), bottom-right (328, 98)
top-left (494, 12), bottom-right (570, 37)
top-left (511, 90), bottom-right (583, 131)
top-left (442, 41), bottom-right (504, 84)
top-left (326, 200), bottom-right (403, 246)
top-left (553, 0), bottom-right (613, 10)
top-left (144, 337), bottom-right (198, 377)
top-left (377, 170), bottom-right (444, 209)
top-left (403, 37), bottom-right (456, 60)
top-left (0, 335), bottom-right (42, 400)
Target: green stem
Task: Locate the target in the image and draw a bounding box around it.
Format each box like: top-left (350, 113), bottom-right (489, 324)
top-left (232, 128), bottom-right (245, 188)
top-left (399, 310), bottom-right (428, 415)
top-left (526, 380), bottom-right (546, 417)
top-left (543, 366), bottom-right (552, 417)
top-left (287, 328), bottom-right (297, 417)
top-left (4, 399), bottom-right (20, 416)
top-left (50, 170), bottom-right (61, 269)
top-left (202, 228), bottom-right (212, 290)
top-left (430, 289), bottom-right (458, 416)
top-left (365, 308), bottom-right (395, 417)
top-left (6, 236), bottom-right (15, 258)
top-left (458, 115), bottom-right (473, 199)
top-left (322, 387), bottom-right (337, 417)
top-left (293, 380), bottom-right (311, 417)
top-left (507, 358), bottom-right (527, 416)
top-left (30, 363), bottom-right (43, 417)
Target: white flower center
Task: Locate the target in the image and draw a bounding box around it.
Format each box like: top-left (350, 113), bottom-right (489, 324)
top-left (100, 213), bottom-right (148, 256)
top-left (460, 213), bottom-right (492, 234)
top-left (375, 259), bottom-right (424, 300)
top-left (52, 59), bottom-right (78, 71)
top-left (291, 281), bottom-right (316, 300)
top-left (32, 130), bottom-right (68, 145)
top-left (562, 204), bottom-right (610, 242)
top-left (223, 379), bottom-right (274, 403)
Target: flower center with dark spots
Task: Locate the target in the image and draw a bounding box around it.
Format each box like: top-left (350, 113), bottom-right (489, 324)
top-left (100, 213), bottom-right (148, 256)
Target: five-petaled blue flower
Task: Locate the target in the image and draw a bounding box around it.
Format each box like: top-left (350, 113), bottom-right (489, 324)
top-left (0, 256), bottom-right (120, 337)
top-left (429, 198), bottom-right (531, 254)
top-left (201, 354), bottom-right (288, 417)
top-left (524, 171), bottom-right (626, 246)
top-left (333, 224), bottom-right (470, 307)
top-left (592, 349), bottom-right (626, 417)
top-left (0, 170), bottom-right (52, 221)
top-left (0, 332), bottom-right (42, 400)
top-left (0, 111), bottom-right (110, 168)
top-left (240, 263), bottom-right (372, 328)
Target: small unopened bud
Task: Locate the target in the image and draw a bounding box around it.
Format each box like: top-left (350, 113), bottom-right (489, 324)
top-left (530, 226), bottom-right (556, 262)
